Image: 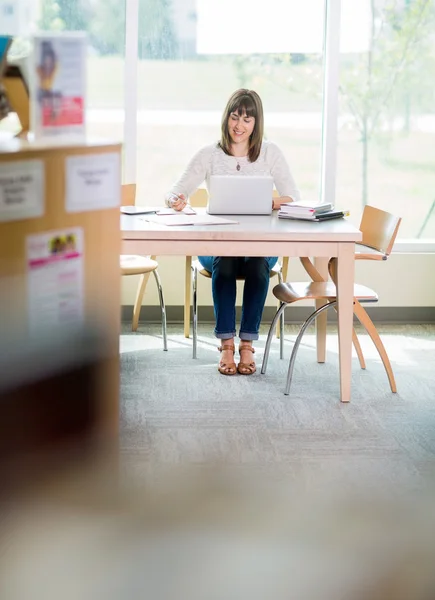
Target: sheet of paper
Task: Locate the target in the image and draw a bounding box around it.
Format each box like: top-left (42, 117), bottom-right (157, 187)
top-left (66, 152), bottom-right (120, 213)
top-left (120, 206), bottom-right (161, 215)
top-left (141, 214), bottom-right (238, 226)
top-left (0, 159), bottom-right (44, 222)
top-left (26, 228), bottom-right (84, 334)
top-left (156, 206), bottom-right (196, 215)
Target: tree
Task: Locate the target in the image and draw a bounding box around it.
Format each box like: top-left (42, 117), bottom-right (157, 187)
top-left (340, 0), bottom-right (435, 205)
top-left (56, 0), bottom-right (90, 31)
top-left (138, 0), bottom-right (178, 60)
top-left (39, 0), bottom-right (64, 31)
top-left (90, 0), bottom-right (126, 56)
top-left (39, 0), bottom-right (90, 32)
top-left (230, 0), bottom-right (435, 207)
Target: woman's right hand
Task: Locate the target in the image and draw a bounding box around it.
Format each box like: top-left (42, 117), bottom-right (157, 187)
top-left (170, 193), bottom-right (187, 211)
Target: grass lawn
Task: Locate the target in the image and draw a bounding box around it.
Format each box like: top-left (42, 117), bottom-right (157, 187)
top-left (87, 56), bottom-right (323, 111)
top-left (87, 114), bottom-right (435, 238)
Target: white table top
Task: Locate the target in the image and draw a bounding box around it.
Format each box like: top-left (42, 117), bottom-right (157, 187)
top-left (121, 209), bottom-right (362, 243)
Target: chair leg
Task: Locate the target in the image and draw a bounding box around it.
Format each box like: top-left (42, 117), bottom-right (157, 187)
top-left (285, 302), bottom-right (335, 396)
top-left (352, 328), bottom-right (366, 369)
top-left (132, 271), bottom-right (152, 332)
top-left (275, 270), bottom-right (285, 358)
top-left (279, 306), bottom-right (285, 360)
top-left (353, 300), bottom-right (397, 393)
top-left (192, 265), bottom-right (198, 359)
top-left (261, 302), bottom-right (287, 374)
top-left (184, 256), bottom-right (192, 338)
top-left (152, 269), bottom-right (167, 351)
top-left (276, 269), bottom-right (283, 339)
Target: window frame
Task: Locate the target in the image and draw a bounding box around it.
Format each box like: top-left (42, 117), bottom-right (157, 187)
top-left (121, 0), bottom-right (435, 251)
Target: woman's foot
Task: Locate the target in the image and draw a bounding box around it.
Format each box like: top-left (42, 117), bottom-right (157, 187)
top-left (238, 342), bottom-right (256, 375)
top-left (218, 342), bottom-right (237, 375)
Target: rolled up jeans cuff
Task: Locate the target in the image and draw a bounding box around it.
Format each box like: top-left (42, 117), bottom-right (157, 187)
top-left (215, 330), bottom-right (236, 340)
top-left (239, 331), bottom-right (259, 341)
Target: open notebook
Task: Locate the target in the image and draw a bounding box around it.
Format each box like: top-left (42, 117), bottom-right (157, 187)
top-left (121, 206), bottom-right (196, 216)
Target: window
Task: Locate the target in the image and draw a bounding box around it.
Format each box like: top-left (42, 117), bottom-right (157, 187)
top-left (135, 0), bottom-right (327, 204)
top-left (336, 0), bottom-right (435, 239)
top-left (1, 0), bottom-right (126, 148)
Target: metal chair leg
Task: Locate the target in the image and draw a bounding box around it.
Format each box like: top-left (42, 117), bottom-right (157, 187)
top-left (285, 302), bottom-right (336, 396)
top-left (192, 265), bottom-right (198, 359)
top-left (277, 270), bottom-right (285, 359)
top-left (152, 269), bottom-right (167, 351)
top-left (261, 302), bottom-right (287, 374)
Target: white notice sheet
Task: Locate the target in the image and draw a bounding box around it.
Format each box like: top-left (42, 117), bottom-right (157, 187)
top-left (26, 228), bottom-right (84, 333)
top-left (0, 160), bottom-right (44, 222)
top-left (65, 152), bottom-right (120, 213)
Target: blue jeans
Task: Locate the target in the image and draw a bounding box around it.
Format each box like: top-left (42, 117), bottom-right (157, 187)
top-left (197, 256), bottom-right (278, 341)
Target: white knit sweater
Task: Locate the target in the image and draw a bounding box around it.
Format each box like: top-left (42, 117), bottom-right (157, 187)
top-left (166, 140), bottom-right (300, 206)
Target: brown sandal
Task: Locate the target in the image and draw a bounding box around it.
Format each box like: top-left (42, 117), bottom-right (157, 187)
top-left (237, 344), bottom-right (256, 375)
top-left (218, 344), bottom-right (237, 376)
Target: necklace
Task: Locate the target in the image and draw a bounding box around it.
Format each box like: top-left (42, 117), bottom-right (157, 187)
top-left (236, 159), bottom-right (241, 171)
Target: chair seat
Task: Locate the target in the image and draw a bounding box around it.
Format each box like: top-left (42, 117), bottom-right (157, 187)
top-left (120, 255), bottom-right (158, 276)
top-left (355, 243), bottom-right (387, 260)
top-left (192, 259), bottom-right (281, 279)
top-left (273, 281), bottom-right (378, 304)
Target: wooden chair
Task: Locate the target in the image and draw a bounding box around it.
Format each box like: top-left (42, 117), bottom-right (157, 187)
top-left (262, 205), bottom-right (402, 396)
top-left (262, 281), bottom-right (380, 396)
top-left (121, 184), bottom-right (167, 350)
top-left (184, 189), bottom-right (289, 359)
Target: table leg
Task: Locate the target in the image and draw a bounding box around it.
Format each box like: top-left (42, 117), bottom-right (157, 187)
top-left (184, 256), bottom-right (192, 338)
top-left (314, 257), bottom-right (329, 363)
top-left (336, 244), bottom-right (355, 403)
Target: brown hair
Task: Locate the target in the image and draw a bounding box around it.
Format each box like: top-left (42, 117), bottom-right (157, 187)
top-left (219, 89), bottom-right (264, 163)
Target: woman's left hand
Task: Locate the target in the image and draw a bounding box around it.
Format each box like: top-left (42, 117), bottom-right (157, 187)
top-left (272, 196), bottom-right (293, 210)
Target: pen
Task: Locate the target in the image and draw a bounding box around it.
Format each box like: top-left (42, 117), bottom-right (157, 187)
top-left (167, 192), bottom-right (186, 207)
top-left (167, 193), bottom-right (188, 208)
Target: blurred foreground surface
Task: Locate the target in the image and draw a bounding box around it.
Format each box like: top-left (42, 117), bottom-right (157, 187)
top-left (1, 330), bottom-right (435, 600)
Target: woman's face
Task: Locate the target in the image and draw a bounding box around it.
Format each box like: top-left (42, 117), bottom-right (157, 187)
top-left (227, 110), bottom-right (255, 146)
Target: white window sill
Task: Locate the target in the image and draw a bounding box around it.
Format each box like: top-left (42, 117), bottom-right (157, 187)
top-left (393, 240), bottom-right (435, 253)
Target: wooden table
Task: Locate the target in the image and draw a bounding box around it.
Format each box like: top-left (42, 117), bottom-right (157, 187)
top-left (121, 210), bottom-right (362, 402)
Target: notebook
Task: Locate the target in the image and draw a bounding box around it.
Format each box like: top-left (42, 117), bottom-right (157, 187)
top-left (207, 175), bottom-right (273, 215)
top-left (121, 206), bottom-right (196, 216)
top-left (278, 210), bottom-right (349, 222)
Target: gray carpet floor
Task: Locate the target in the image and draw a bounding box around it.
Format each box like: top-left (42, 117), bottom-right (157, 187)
top-left (120, 322), bottom-right (435, 495)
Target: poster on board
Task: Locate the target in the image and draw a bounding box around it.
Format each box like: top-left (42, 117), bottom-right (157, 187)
top-left (26, 228), bottom-right (84, 334)
top-left (31, 32), bottom-right (86, 140)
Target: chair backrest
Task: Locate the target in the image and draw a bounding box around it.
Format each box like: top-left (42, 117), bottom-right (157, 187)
top-left (189, 187), bottom-right (280, 208)
top-left (359, 205), bottom-right (401, 256)
top-left (121, 184), bottom-right (136, 206)
top-left (190, 188), bottom-right (208, 208)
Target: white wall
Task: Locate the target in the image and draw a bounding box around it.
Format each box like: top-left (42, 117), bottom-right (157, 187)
top-left (121, 253), bottom-right (435, 308)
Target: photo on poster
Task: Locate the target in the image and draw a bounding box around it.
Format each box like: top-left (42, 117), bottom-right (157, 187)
top-left (31, 32), bottom-right (86, 140)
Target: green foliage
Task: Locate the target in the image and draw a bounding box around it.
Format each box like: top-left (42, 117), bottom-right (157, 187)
top-left (39, 0), bottom-right (178, 59)
top-left (39, 0), bottom-right (90, 31)
top-left (340, 0), bottom-right (435, 139)
top-left (90, 0), bottom-right (126, 56)
top-left (138, 0), bottom-right (178, 59)
top-left (56, 0), bottom-right (90, 31)
top-left (39, 0), bottom-right (64, 31)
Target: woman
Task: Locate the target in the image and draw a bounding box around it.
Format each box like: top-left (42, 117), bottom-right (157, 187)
top-left (166, 89), bottom-right (300, 376)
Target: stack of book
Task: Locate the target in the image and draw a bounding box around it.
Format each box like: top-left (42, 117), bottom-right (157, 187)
top-left (278, 202), bottom-right (349, 221)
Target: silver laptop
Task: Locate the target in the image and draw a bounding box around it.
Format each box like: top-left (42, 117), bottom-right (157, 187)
top-left (207, 175), bottom-right (273, 215)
